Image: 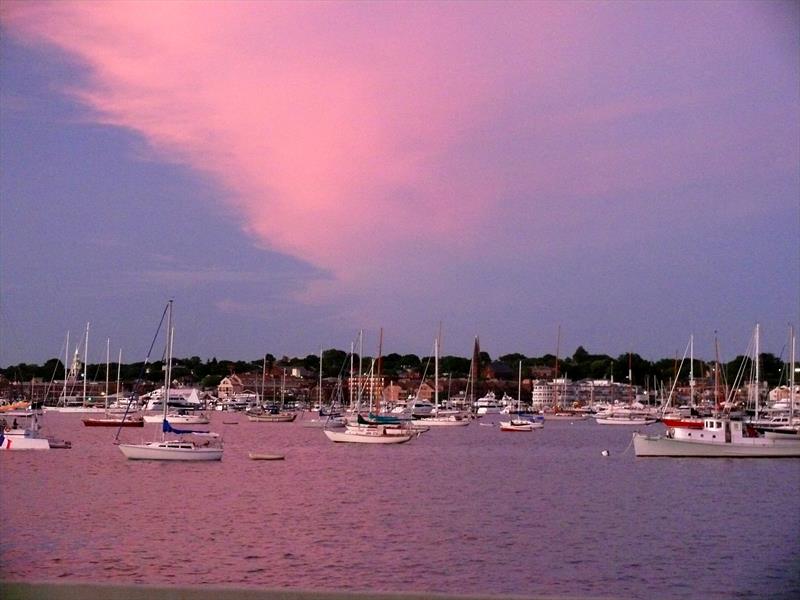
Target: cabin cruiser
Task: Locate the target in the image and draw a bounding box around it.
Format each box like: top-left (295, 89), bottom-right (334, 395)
top-left (633, 417), bottom-right (800, 457)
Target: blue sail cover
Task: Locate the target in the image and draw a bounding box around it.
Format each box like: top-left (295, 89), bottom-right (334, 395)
top-left (162, 420), bottom-right (219, 438)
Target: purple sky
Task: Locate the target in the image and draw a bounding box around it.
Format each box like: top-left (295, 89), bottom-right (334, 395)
top-left (1, 1), bottom-right (798, 365)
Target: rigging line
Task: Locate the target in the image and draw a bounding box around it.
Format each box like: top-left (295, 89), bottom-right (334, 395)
top-left (113, 301), bottom-right (170, 442)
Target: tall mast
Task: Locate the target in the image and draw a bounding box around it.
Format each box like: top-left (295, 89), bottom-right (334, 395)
top-left (261, 355), bottom-right (267, 405)
top-left (358, 330), bottom-right (363, 408)
top-left (790, 324), bottom-right (796, 425)
top-left (554, 325), bottom-right (561, 410)
top-left (434, 336), bottom-right (439, 410)
top-left (162, 301), bottom-right (173, 438)
top-left (62, 330), bottom-right (69, 401)
top-left (628, 351), bottom-right (633, 405)
top-left (689, 333), bottom-right (695, 407)
top-left (281, 368), bottom-right (286, 408)
top-left (349, 341), bottom-right (354, 408)
top-left (82, 322), bottom-right (90, 406)
top-left (713, 332), bottom-right (720, 411)
top-left (471, 336), bottom-right (480, 405)
top-left (755, 323), bottom-right (760, 421)
top-left (318, 347), bottom-right (323, 408)
top-left (105, 337), bottom-right (110, 405)
top-left (517, 361), bottom-right (522, 412)
top-left (376, 328), bottom-right (383, 414)
top-left (116, 348), bottom-right (122, 399)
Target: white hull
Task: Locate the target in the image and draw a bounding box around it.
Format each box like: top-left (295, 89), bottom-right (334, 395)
top-left (596, 417), bottom-right (657, 426)
top-left (118, 441), bottom-right (223, 460)
top-left (43, 406), bottom-right (105, 413)
top-left (544, 413), bottom-right (588, 421)
top-left (1, 432), bottom-right (51, 450)
top-left (418, 416), bottom-right (470, 427)
top-left (301, 418), bottom-right (346, 428)
top-left (499, 420), bottom-right (543, 431)
top-left (324, 428), bottom-right (414, 444)
top-left (476, 407), bottom-right (502, 415)
top-left (246, 413), bottom-right (296, 422)
top-left (143, 413), bottom-right (209, 424)
top-left (633, 433), bottom-right (800, 457)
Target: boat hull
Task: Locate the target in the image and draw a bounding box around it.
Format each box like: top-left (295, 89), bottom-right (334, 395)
top-left (143, 414), bottom-right (209, 424)
top-left (42, 406), bottom-right (106, 413)
top-left (595, 417), bottom-right (656, 426)
top-left (544, 413), bottom-right (588, 421)
top-left (418, 416), bottom-right (470, 427)
top-left (83, 417), bottom-right (144, 427)
top-left (118, 442), bottom-right (223, 461)
top-left (0, 434), bottom-right (51, 450)
top-left (660, 417), bottom-right (704, 429)
top-left (247, 413), bottom-right (296, 422)
top-left (632, 433), bottom-right (800, 457)
top-left (324, 429), bottom-right (414, 444)
top-left (499, 420), bottom-right (543, 431)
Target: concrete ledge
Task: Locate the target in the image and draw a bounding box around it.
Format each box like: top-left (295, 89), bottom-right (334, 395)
top-left (0, 582), bottom-right (599, 600)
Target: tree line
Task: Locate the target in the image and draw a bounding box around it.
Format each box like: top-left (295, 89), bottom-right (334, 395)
top-left (1, 346), bottom-right (792, 390)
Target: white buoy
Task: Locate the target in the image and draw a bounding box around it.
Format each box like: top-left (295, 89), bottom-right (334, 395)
top-left (601, 449), bottom-right (610, 457)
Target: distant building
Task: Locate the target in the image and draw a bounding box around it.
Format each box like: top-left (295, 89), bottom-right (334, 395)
top-left (217, 375), bottom-right (243, 399)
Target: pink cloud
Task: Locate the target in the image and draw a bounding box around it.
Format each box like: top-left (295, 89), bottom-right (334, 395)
top-left (1, 3), bottom-right (581, 275)
top-left (3, 0), bottom-right (795, 314)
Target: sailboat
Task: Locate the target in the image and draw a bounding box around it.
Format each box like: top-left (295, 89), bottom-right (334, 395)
top-left (118, 301), bottom-right (223, 461)
top-left (246, 367), bottom-right (296, 422)
top-left (500, 362), bottom-right (543, 431)
top-left (419, 336), bottom-right (470, 427)
top-left (46, 325), bottom-right (105, 413)
top-left (324, 330), bottom-right (416, 444)
top-left (84, 343), bottom-right (144, 427)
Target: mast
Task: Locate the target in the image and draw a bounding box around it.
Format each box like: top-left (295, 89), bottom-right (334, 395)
top-left (376, 328), bottom-right (383, 414)
top-left (471, 336), bottom-right (480, 406)
top-left (162, 300), bottom-right (173, 439)
top-left (434, 336), bottom-right (439, 411)
top-left (790, 324), bottom-right (796, 425)
top-left (689, 333), bottom-right (695, 408)
top-left (755, 323), bottom-right (760, 421)
top-left (628, 352), bottom-right (633, 405)
top-left (358, 330), bottom-right (363, 408)
top-left (349, 341), bottom-right (354, 408)
top-left (554, 325), bottom-right (561, 411)
top-left (105, 337), bottom-right (110, 407)
top-left (318, 347), bottom-right (323, 409)
top-left (261, 355), bottom-right (267, 406)
top-left (116, 349), bottom-right (122, 400)
top-left (281, 368), bottom-right (286, 408)
top-left (517, 361), bottom-right (522, 412)
top-left (714, 332), bottom-right (721, 412)
top-left (82, 322), bottom-right (90, 407)
top-left (62, 330), bottom-right (69, 402)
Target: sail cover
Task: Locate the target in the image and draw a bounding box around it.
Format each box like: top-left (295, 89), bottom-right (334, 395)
top-left (162, 420), bottom-right (219, 438)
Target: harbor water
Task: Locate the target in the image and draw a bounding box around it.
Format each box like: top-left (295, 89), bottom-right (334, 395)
top-left (1, 412), bottom-right (799, 599)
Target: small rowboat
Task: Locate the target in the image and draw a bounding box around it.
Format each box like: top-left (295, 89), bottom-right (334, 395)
top-left (248, 452), bottom-right (285, 460)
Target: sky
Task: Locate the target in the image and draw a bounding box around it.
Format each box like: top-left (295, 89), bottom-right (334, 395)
top-left (1, 0), bottom-right (798, 366)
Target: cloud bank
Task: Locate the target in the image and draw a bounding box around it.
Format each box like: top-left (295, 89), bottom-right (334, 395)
top-left (3, 1), bottom-right (797, 351)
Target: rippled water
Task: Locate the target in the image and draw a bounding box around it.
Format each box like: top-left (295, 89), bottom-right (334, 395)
top-left (1, 412), bottom-right (799, 599)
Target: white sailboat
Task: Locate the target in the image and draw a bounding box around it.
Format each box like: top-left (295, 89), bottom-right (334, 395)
top-left (500, 362), bottom-right (543, 431)
top-left (324, 330), bottom-right (416, 444)
top-left (420, 337), bottom-right (470, 427)
top-left (118, 301), bottom-right (223, 461)
top-left (45, 325), bottom-right (105, 413)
